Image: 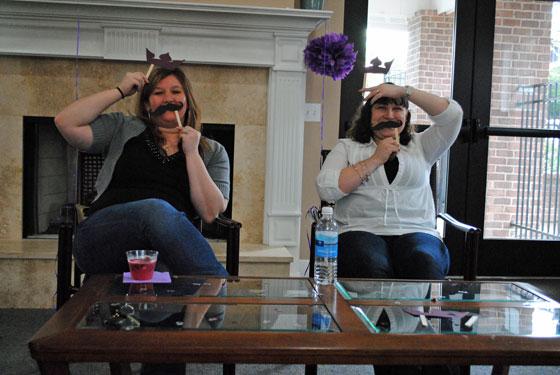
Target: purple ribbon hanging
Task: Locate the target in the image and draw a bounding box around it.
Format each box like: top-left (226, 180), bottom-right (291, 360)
top-left (75, 2), bottom-right (80, 100)
top-left (321, 23), bottom-right (327, 151)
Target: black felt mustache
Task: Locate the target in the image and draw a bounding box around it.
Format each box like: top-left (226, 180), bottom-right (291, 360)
top-left (372, 120), bottom-right (402, 130)
top-left (149, 102), bottom-right (184, 116)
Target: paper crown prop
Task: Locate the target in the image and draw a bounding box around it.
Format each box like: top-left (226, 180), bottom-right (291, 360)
top-left (145, 48), bottom-right (185, 78)
top-left (362, 57), bottom-right (394, 75)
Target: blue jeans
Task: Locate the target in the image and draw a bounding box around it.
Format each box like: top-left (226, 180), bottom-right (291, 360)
top-left (74, 199), bottom-right (227, 375)
top-left (74, 198), bottom-right (228, 277)
top-left (338, 231), bottom-right (449, 280)
top-left (338, 231), bottom-right (456, 375)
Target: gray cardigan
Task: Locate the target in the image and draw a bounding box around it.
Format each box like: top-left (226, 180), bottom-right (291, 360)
top-left (86, 112), bottom-right (230, 203)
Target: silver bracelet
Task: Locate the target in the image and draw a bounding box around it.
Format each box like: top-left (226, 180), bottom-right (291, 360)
top-left (404, 85), bottom-right (413, 99)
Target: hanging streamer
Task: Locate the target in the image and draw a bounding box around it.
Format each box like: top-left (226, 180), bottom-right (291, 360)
top-left (75, 1), bottom-right (80, 100)
top-left (321, 23), bottom-right (326, 148)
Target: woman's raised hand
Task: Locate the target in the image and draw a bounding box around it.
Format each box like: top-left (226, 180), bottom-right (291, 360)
top-left (371, 137), bottom-right (400, 164)
top-left (179, 126), bottom-right (200, 156)
top-left (118, 72), bottom-right (149, 97)
top-left (360, 83), bottom-right (407, 104)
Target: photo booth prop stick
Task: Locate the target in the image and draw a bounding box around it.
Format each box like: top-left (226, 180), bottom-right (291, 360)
top-left (146, 64), bottom-right (154, 79)
top-left (175, 111), bottom-right (182, 127)
top-left (145, 48), bottom-right (184, 78)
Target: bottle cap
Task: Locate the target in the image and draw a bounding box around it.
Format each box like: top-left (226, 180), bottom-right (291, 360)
top-left (321, 206), bottom-right (333, 215)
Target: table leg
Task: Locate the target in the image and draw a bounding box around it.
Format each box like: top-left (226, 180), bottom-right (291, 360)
top-left (305, 364), bottom-right (318, 375)
top-left (109, 362), bottom-right (132, 375)
top-left (37, 361), bottom-right (70, 375)
top-left (491, 365), bottom-right (510, 375)
top-left (223, 363), bottom-right (235, 375)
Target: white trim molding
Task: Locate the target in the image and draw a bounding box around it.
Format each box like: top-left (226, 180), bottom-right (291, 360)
top-left (0, 0), bottom-right (331, 264)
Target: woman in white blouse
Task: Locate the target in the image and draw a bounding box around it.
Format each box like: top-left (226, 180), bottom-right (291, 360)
top-left (316, 83), bottom-right (463, 281)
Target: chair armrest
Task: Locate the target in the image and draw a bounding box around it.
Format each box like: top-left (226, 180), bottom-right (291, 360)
top-left (213, 214), bottom-right (242, 276)
top-left (437, 213), bottom-right (479, 233)
top-left (213, 214), bottom-right (242, 230)
top-left (59, 203), bottom-right (77, 227)
top-left (437, 212), bottom-right (480, 281)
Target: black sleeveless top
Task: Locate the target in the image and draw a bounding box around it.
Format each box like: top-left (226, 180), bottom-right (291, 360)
top-left (384, 156), bottom-right (399, 184)
top-left (87, 131), bottom-right (196, 219)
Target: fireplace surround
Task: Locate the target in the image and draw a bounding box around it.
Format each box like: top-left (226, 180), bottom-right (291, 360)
top-left (0, 0), bottom-right (331, 269)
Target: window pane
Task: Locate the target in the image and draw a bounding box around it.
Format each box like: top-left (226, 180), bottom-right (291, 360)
top-left (484, 0), bottom-right (560, 240)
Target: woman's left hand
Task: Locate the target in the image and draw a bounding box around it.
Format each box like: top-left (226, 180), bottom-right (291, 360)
top-left (360, 83), bottom-right (406, 103)
top-left (178, 126), bottom-right (200, 155)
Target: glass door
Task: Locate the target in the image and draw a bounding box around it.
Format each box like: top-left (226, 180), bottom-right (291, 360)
top-left (448, 0), bottom-right (560, 276)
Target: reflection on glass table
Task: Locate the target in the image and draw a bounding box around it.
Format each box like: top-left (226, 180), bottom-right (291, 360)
top-left (352, 305), bottom-right (560, 337)
top-left (78, 302), bottom-right (339, 332)
top-left (106, 276), bottom-right (316, 299)
top-left (336, 280), bottom-right (549, 302)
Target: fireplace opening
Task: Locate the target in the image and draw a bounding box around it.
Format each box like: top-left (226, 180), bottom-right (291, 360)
top-left (22, 117), bottom-right (235, 240)
top-left (23, 117), bottom-right (75, 237)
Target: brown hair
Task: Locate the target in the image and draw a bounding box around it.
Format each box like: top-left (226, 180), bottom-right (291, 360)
top-left (135, 67), bottom-right (211, 156)
top-left (347, 89), bottom-right (414, 145)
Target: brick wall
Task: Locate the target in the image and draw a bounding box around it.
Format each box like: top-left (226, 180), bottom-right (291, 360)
top-left (407, 9), bottom-right (454, 125)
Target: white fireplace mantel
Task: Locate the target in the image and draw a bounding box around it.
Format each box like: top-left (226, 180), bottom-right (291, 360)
top-left (0, 0), bottom-right (331, 265)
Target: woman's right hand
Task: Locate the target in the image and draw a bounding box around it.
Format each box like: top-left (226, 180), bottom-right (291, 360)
top-left (371, 137), bottom-right (399, 164)
top-left (118, 72), bottom-right (149, 97)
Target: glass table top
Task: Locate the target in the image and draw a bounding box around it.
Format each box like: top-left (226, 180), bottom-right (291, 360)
top-left (77, 301), bottom-right (339, 333)
top-left (336, 280), bottom-right (549, 302)
top-left (352, 304), bottom-right (560, 337)
top-left (106, 276), bottom-right (317, 299)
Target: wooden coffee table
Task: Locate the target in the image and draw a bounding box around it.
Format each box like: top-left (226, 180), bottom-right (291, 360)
top-left (29, 275), bottom-right (560, 374)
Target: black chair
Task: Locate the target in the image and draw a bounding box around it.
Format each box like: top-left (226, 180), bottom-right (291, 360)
top-left (309, 148), bottom-right (480, 282)
top-left (56, 152), bottom-right (242, 310)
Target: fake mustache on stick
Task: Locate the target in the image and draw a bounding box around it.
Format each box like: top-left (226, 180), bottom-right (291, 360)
top-left (372, 120), bottom-right (402, 130)
top-left (149, 102), bottom-right (184, 117)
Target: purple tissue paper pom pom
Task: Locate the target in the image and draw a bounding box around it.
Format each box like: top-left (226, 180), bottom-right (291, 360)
top-left (304, 33), bottom-right (357, 81)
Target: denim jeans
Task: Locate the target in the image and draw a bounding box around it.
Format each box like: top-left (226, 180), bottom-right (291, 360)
top-left (74, 198), bottom-right (228, 277)
top-left (337, 231), bottom-right (456, 375)
top-left (338, 231), bottom-right (450, 280)
top-left (74, 199), bottom-right (228, 375)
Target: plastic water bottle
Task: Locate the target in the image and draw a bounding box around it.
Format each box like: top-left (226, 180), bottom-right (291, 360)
top-left (314, 206), bottom-right (338, 284)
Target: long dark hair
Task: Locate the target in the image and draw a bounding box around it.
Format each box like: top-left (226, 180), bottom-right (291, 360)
top-left (135, 67), bottom-right (210, 156)
top-left (347, 93), bottom-right (414, 146)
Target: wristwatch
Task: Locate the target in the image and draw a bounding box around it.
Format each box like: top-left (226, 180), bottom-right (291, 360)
top-left (404, 85), bottom-right (413, 99)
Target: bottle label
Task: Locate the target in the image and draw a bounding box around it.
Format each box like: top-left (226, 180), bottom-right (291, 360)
top-left (315, 231), bottom-right (338, 258)
top-left (312, 310), bottom-right (332, 331)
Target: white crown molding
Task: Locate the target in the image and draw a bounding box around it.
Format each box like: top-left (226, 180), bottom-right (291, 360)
top-left (1, 0), bottom-right (331, 265)
top-left (0, 0), bottom-right (330, 67)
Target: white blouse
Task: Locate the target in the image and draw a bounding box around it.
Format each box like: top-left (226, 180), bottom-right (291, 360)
top-left (315, 99), bottom-right (463, 239)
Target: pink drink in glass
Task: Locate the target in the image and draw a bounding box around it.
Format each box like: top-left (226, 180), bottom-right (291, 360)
top-left (126, 250), bottom-right (158, 280)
